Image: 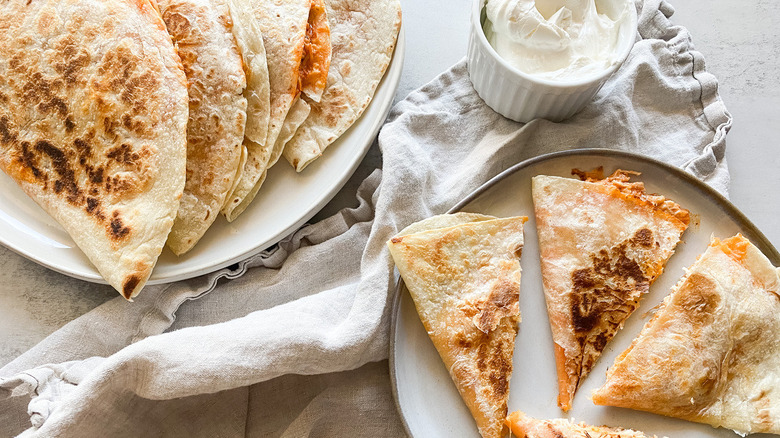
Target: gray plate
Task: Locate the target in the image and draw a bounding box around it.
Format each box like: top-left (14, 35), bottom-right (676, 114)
top-left (390, 149), bottom-right (779, 438)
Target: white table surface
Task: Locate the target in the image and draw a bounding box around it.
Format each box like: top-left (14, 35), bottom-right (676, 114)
top-left (1, 0), bottom-right (778, 370)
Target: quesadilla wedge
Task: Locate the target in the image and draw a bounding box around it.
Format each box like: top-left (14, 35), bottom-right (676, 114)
top-left (592, 234), bottom-right (780, 436)
top-left (225, 0), bottom-right (271, 150)
top-left (388, 213), bottom-right (527, 438)
top-left (531, 169), bottom-right (689, 411)
top-left (160, 0), bottom-right (248, 255)
top-left (220, 0), bottom-right (271, 219)
top-left (270, 0), bottom-right (331, 158)
top-left (222, 0), bottom-right (328, 221)
top-left (283, 0), bottom-right (402, 172)
top-left (506, 411), bottom-right (658, 438)
top-left (0, 0), bottom-right (188, 299)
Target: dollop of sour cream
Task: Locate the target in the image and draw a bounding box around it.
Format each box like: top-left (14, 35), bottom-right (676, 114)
top-left (483, 0), bottom-right (631, 81)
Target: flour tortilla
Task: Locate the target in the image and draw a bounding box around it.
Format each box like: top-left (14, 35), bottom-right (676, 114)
top-left (593, 235), bottom-right (780, 435)
top-left (271, 0), bottom-right (331, 159)
top-left (506, 411), bottom-right (658, 438)
top-left (220, 0), bottom-right (271, 219)
top-left (387, 213), bottom-right (526, 438)
top-left (225, 0), bottom-right (270, 147)
top-left (221, 0), bottom-right (311, 221)
top-left (160, 0), bottom-right (248, 255)
top-left (0, 0), bottom-right (188, 299)
top-left (531, 171), bottom-right (689, 411)
top-left (298, 0), bottom-right (331, 104)
top-left (282, 0), bottom-right (402, 172)
top-left (273, 98), bottom-right (312, 158)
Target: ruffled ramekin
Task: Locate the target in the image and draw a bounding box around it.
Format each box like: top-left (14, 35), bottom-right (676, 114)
top-left (467, 0), bottom-right (638, 123)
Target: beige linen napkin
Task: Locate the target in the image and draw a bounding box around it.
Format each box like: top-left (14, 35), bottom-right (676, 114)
top-left (0, 0), bottom-right (731, 436)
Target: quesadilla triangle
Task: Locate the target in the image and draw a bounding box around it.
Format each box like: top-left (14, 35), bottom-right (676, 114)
top-left (387, 213), bottom-right (527, 438)
top-left (506, 410), bottom-right (658, 438)
top-left (0, 0), bottom-right (188, 299)
top-left (225, 0), bottom-right (270, 149)
top-left (282, 0), bottom-right (402, 172)
top-left (593, 234), bottom-right (780, 436)
top-left (160, 0), bottom-right (248, 255)
top-left (269, 0), bottom-right (331, 159)
top-left (531, 169), bottom-right (690, 411)
top-left (220, 0), bottom-right (271, 219)
top-left (222, 0), bottom-right (331, 221)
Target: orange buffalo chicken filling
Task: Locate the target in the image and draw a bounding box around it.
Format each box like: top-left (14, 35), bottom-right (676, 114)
top-left (298, 0), bottom-right (331, 100)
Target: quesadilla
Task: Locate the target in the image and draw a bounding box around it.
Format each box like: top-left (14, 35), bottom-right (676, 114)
top-left (160, 0), bottom-right (248, 255)
top-left (506, 411), bottom-right (658, 438)
top-left (592, 234), bottom-right (780, 436)
top-left (387, 213), bottom-right (527, 438)
top-left (220, 0), bottom-right (271, 218)
top-left (222, 0), bottom-right (331, 221)
top-left (0, 0), bottom-right (188, 298)
top-left (225, 0), bottom-right (270, 150)
top-left (270, 0), bottom-right (331, 158)
top-left (282, 0), bottom-right (402, 172)
top-left (531, 169), bottom-right (689, 411)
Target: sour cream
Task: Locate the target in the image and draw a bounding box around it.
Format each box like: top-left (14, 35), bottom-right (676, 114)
top-left (483, 0), bottom-right (631, 81)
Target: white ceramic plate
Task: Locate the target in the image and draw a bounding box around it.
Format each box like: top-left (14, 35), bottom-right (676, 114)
top-left (390, 149), bottom-right (780, 438)
top-left (0, 28), bottom-right (405, 285)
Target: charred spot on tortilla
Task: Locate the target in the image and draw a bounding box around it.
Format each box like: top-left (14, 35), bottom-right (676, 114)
top-left (122, 274), bottom-right (141, 299)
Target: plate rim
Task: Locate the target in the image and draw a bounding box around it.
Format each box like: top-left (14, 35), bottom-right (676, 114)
top-left (0, 25), bottom-right (406, 286)
top-left (388, 147), bottom-right (780, 437)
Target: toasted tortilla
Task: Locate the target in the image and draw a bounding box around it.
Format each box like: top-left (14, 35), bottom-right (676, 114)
top-left (221, 0), bottom-right (311, 221)
top-left (299, 0), bottom-right (331, 103)
top-left (282, 0), bottom-right (402, 172)
top-left (0, 0), bottom-right (188, 298)
top-left (387, 213), bottom-right (527, 438)
top-left (271, 0), bottom-right (331, 157)
top-left (506, 411), bottom-right (658, 438)
top-left (225, 0), bottom-right (270, 148)
top-left (220, 0), bottom-right (271, 218)
top-left (531, 170), bottom-right (689, 411)
top-left (592, 234), bottom-right (780, 435)
top-left (160, 0), bottom-right (248, 255)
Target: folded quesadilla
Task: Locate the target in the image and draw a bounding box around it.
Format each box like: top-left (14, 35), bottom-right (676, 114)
top-left (388, 213), bottom-right (526, 438)
top-left (223, 0), bottom-right (331, 221)
top-left (282, 0), bottom-right (402, 172)
top-left (225, 0), bottom-right (271, 150)
top-left (593, 234), bottom-right (780, 435)
top-left (271, 0), bottom-right (331, 157)
top-left (506, 411), bottom-right (658, 438)
top-left (159, 0), bottom-right (248, 255)
top-left (531, 169), bottom-right (689, 411)
top-left (0, 0), bottom-right (189, 298)
top-left (220, 0), bottom-right (271, 219)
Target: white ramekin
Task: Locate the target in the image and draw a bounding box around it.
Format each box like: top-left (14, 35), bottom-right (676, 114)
top-left (467, 0), bottom-right (638, 123)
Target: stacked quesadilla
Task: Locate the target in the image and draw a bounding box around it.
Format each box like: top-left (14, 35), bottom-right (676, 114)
top-left (0, 0), bottom-right (402, 298)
